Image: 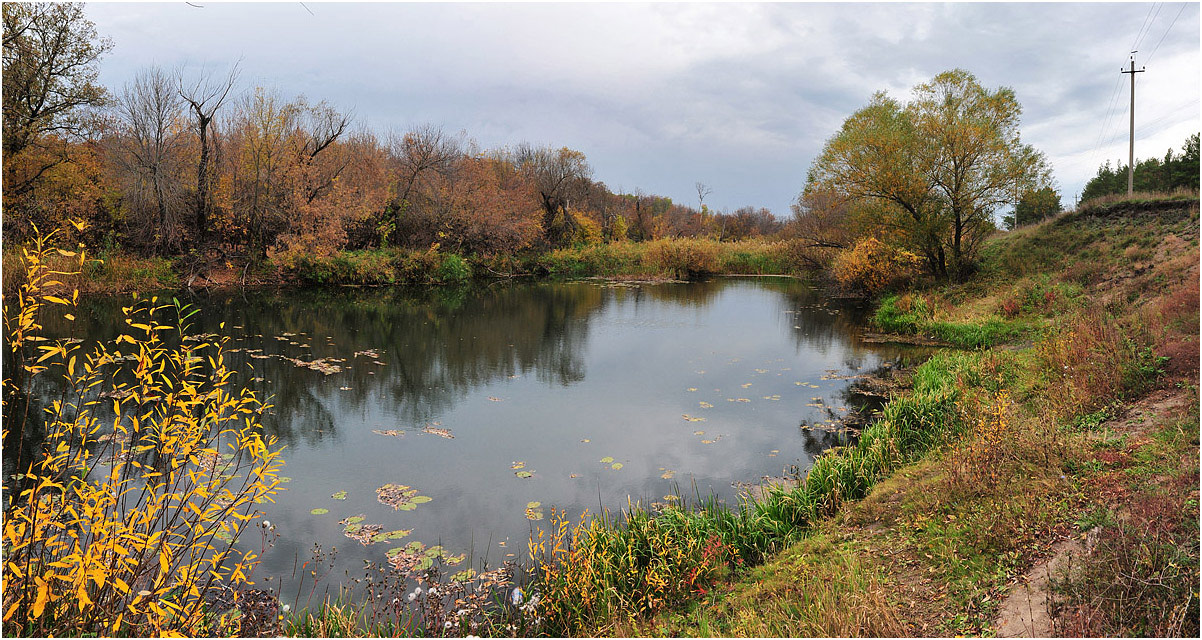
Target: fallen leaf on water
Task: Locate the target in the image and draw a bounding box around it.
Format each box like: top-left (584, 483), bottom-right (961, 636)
top-left (515, 471), bottom-right (533, 479)
top-left (525, 501), bottom-right (544, 520)
top-left (686, 387), bottom-right (698, 392)
top-left (600, 456), bottom-right (614, 464)
top-left (754, 369), bottom-right (768, 374)
top-left (511, 461), bottom-right (526, 470)
top-left (310, 508), bottom-right (329, 515)
top-left (581, 439), bottom-right (590, 443)
top-left (693, 430), bottom-right (705, 436)
top-left (372, 429), bottom-right (405, 437)
top-left (611, 462), bottom-right (623, 470)
top-left (331, 490), bottom-right (348, 500)
top-left (661, 470), bottom-right (675, 480)
top-left (376, 484), bottom-right (432, 511)
top-left (741, 383), bottom-right (752, 388)
top-left (699, 401), bottom-right (713, 408)
top-left (735, 398), bottom-right (750, 403)
top-left (421, 425), bottom-right (454, 439)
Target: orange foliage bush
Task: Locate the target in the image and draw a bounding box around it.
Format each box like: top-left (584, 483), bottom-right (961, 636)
top-left (830, 237), bottom-right (922, 295)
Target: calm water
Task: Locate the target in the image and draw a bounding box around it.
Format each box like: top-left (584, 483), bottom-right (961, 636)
top-left (10, 277), bottom-right (913, 597)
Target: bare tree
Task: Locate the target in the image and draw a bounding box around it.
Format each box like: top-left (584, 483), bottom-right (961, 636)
top-left (514, 143), bottom-right (593, 245)
top-left (113, 66), bottom-right (188, 254)
top-left (177, 61), bottom-right (240, 239)
top-left (695, 181), bottom-right (712, 208)
top-left (384, 124), bottom-right (463, 243)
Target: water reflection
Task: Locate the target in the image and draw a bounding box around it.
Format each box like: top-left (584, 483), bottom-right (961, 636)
top-left (7, 277), bottom-right (918, 597)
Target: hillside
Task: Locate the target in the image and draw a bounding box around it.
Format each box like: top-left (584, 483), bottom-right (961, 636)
top-left (633, 195), bottom-right (1200, 637)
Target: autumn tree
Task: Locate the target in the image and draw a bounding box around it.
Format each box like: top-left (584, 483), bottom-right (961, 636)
top-left (177, 62), bottom-right (240, 240)
top-left (513, 144), bottom-right (593, 246)
top-left (3, 2), bottom-right (111, 238)
top-left (110, 66), bottom-right (191, 254)
top-left (807, 69), bottom-right (1051, 280)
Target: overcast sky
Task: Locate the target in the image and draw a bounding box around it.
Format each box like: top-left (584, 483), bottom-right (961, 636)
top-left (84, 1), bottom-right (1200, 216)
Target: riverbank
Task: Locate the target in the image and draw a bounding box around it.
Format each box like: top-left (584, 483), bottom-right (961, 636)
top-left (0, 237), bottom-right (808, 296)
top-left (621, 195), bottom-right (1199, 637)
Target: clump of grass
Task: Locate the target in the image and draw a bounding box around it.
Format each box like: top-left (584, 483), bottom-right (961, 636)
top-left (875, 293), bottom-right (1024, 348)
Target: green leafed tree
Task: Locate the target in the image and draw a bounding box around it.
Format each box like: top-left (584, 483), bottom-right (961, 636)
top-left (1014, 186), bottom-right (1062, 227)
top-left (807, 69), bottom-right (1052, 281)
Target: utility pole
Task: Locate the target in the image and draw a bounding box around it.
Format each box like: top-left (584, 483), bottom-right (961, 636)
top-left (1121, 52), bottom-right (1146, 196)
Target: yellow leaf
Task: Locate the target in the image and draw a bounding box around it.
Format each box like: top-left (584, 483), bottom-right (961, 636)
top-left (32, 576), bottom-right (49, 618)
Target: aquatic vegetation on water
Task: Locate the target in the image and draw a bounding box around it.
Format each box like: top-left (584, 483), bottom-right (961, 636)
top-left (376, 484), bottom-right (433, 511)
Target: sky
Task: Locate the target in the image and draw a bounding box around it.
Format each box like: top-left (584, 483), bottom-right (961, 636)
top-left (83, 1), bottom-right (1201, 217)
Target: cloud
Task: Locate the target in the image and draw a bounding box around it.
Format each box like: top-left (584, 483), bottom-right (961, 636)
top-left (85, 2), bottom-right (1200, 215)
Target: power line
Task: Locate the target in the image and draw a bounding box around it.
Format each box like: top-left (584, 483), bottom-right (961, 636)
top-left (1144, 3), bottom-right (1188, 65)
top-left (1130, 2), bottom-right (1159, 51)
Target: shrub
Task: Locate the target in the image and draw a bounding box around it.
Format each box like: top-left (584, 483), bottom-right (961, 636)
top-left (830, 237), bottom-right (922, 296)
top-left (644, 238), bottom-right (719, 279)
top-left (2, 229), bottom-right (285, 636)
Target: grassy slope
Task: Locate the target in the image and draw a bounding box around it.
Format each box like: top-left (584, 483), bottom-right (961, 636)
top-left (629, 196), bottom-right (1200, 637)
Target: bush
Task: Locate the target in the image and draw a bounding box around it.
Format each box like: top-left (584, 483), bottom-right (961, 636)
top-left (644, 238), bottom-right (719, 279)
top-left (2, 230), bottom-right (285, 636)
top-left (830, 237), bottom-right (922, 296)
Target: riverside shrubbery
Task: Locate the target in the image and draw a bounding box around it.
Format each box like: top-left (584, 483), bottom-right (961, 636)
top-left (2, 229), bottom-right (286, 636)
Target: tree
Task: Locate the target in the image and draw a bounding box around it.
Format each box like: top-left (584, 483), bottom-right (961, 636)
top-left (807, 69), bottom-right (1051, 280)
top-left (3, 2), bottom-right (112, 238)
top-left (2, 2), bottom-right (111, 161)
top-left (177, 62), bottom-right (240, 240)
top-left (514, 144), bottom-right (593, 246)
top-left (384, 125), bottom-right (463, 246)
top-left (110, 66), bottom-right (190, 254)
top-left (1014, 186), bottom-right (1061, 227)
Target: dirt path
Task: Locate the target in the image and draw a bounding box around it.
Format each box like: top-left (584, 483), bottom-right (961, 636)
top-left (993, 386), bottom-right (1194, 637)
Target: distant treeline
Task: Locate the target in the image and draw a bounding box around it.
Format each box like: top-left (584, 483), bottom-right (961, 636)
top-left (2, 4), bottom-right (782, 266)
top-left (1080, 133), bottom-right (1200, 202)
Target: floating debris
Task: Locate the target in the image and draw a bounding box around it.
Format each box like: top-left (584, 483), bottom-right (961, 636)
top-left (699, 401), bottom-right (713, 408)
top-left (600, 456), bottom-right (614, 464)
top-left (681, 414), bottom-right (706, 422)
top-left (511, 461), bottom-right (526, 470)
top-left (420, 425), bottom-right (454, 439)
top-left (661, 470), bottom-right (675, 480)
top-left (740, 383), bottom-right (753, 388)
top-left (686, 387), bottom-right (698, 392)
top-left (487, 396), bottom-right (503, 402)
top-left (372, 429), bottom-right (405, 437)
top-left (376, 484), bottom-right (432, 511)
top-left (354, 349), bottom-right (382, 359)
top-left (331, 491), bottom-right (347, 500)
top-left (515, 471), bottom-right (533, 479)
top-left (524, 501), bottom-right (544, 521)
top-left (611, 462), bottom-right (623, 470)
top-left (310, 508), bottom-right (329, 515)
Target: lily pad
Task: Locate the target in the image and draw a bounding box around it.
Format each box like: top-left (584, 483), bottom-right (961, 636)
top-left (661, 470), bottom-right (675, 480)
top-left (599, 456), bottom-right (614, 464)
top-left (310, 508), bottom-right (329, 515)
top-left (377, 484), bottom-right (432, 511)
top-left (451, 569), bottom-right (477, 582)
top-left (611, 462), bottom-right (623, 470)
top-left (331, 490), bottom-right (347, 500)
top-left (515, 470), bottom-right (533, 479)
top-left (341, 515), bottom-right (365, 525)
top-left (511, 461), bottom-right (526, 470)
top-left (524, 501), bottom-right (544, 521)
